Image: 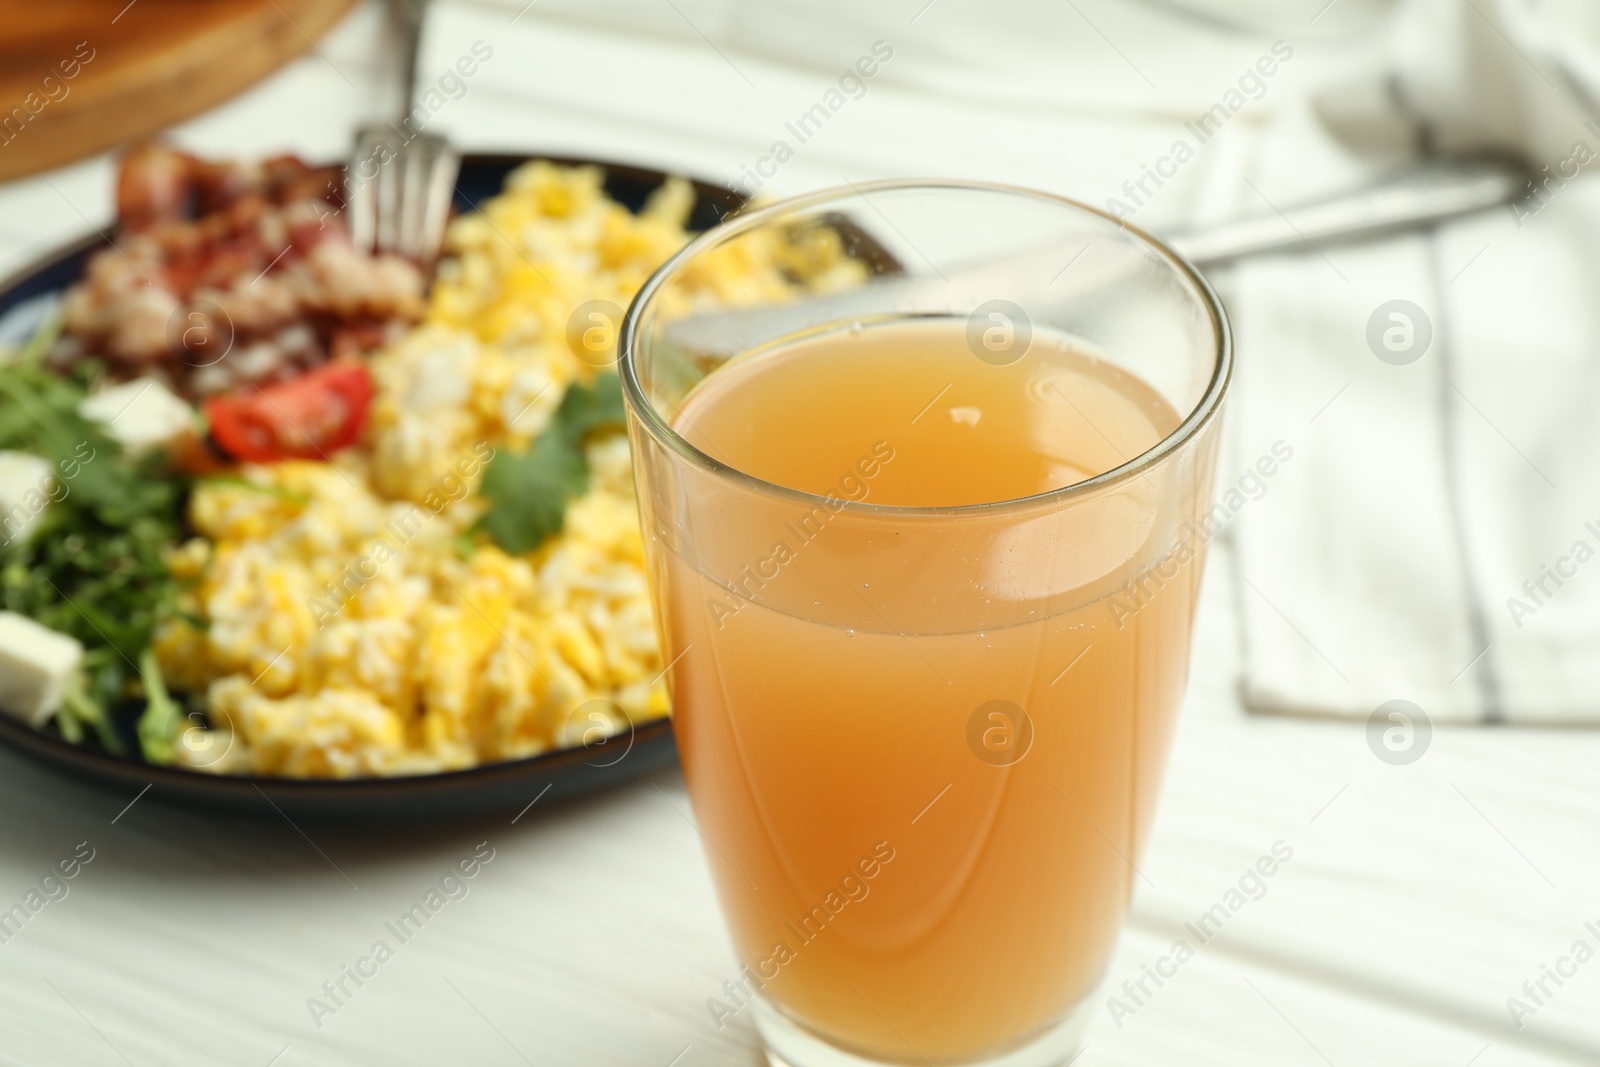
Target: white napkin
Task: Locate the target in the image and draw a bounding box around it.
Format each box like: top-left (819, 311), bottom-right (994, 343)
top-left (1233, 0), bottom-right (1600, 723)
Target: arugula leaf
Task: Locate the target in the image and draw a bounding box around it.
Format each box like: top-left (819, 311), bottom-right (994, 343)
top-left (1, 311), bottom-right (62, 370)
top-left (58, 649), bottom-right (126, 756)
top-left (0, 321), bottom-right (188, 754)
top-left (474, 373), bottom-right (628, 555)
top-left (136, 647), bottom-right (181, 765)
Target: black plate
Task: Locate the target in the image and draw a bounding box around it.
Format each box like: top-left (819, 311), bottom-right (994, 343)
top-left (0, 152), bottom-right (741, 820)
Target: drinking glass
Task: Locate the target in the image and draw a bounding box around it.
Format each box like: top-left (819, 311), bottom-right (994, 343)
top-left (620, 181), bottom-right (1230, 1067)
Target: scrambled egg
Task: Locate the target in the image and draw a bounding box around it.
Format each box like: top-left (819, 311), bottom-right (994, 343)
top-left (152, 165), bottom-right (690, 776)
top-left (156, 161), bottom-right (864, 777)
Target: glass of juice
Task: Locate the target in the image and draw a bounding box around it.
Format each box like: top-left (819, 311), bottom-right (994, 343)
top-left (619, 181), bottom-right (1230, 1067)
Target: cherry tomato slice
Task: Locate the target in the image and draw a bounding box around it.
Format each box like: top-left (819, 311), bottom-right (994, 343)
top-left (203, 362), bottom-right (373, 464)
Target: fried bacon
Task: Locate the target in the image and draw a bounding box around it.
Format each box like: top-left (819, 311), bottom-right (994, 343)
top-left (59, 142), bottom-right (426, 398)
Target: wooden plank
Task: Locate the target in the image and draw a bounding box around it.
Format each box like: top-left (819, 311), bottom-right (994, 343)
top-left (0, 0), bottom-right (360, 181)
top-left (0, 756), bottom-right (1584, 1067)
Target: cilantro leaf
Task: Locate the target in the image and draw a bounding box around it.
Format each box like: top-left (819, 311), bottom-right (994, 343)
top-left (558, 372), bottom-right (626, 442)
top-left (476, 425), bottom-right (589, 554)
top-left (474, 373), bottom-right (628, 555)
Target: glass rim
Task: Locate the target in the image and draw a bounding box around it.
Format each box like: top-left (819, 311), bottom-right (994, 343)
top-left (618, 177), bottom-right (1233, 518)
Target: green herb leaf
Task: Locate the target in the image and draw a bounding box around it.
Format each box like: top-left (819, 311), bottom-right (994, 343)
top-left (0, 313), bottom-right (62, 370)
top-left (477, 427), bottom-right (588, 554)
top-left (474, 373), bottom-right (628, 555)
top-left (0, 316), bottom-right (189, 755)
top-left (556, 372), bottom-right (626, 443)
top-left (59, 654), bottom-right (124, 756)
top-left (135, 647), bottom-right (180, 765)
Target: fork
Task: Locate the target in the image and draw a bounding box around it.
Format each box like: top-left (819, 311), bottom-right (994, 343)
top-left (347, 0), bottom-right (460, 265)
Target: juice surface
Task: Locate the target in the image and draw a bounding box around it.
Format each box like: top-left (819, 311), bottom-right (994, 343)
top-left (654, 318), bottom-right (1202, 1061)
top-left (676, 317), bottom-right (1174, 507)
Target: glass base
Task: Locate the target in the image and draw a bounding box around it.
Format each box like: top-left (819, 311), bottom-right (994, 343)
top-left (754, 993), bottom-right (1093, 1067)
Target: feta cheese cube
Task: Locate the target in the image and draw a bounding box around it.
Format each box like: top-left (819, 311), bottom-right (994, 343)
top-left (0, 612), bottom-right (84, 726)
top-left (0, 451), bottom-right (55, 547)
top-left (80, 378), bottom-right (195, 457)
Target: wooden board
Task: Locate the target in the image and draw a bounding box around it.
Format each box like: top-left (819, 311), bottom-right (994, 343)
top-left (0, 0), bottom-right (360, 182)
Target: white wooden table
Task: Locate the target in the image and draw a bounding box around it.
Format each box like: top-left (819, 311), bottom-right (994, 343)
top-left (1, 2), bottom-right (1594, 1064)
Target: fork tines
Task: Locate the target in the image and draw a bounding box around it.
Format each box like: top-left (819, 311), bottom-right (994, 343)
top-left (347, 126), bottom-right (460, 266)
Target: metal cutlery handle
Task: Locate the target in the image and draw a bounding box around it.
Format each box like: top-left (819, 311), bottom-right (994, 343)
top-left (392, 0), bottom-right (430, 120)
top-left (661, 162), bottom-right (1530, 360)
top-left (1168, 160), bottom-right (1526, 266)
